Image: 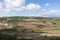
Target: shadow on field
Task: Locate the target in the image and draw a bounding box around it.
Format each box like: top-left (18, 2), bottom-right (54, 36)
top-left (0, 33), bottom-right (60, 40)
top-left (18, 36), bottom-right (60, 40)
top-left (33, 36), bottom-right (60, 40)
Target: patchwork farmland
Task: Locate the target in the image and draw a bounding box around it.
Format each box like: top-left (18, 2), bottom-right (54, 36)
top-left (0, 17), bottom-right (60, 40)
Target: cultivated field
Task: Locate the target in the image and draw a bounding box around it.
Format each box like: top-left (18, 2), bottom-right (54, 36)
top-left (0, 17), bottom-right (60, 40)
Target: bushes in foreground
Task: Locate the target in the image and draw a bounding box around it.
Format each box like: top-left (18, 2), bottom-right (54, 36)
top-left (0, 33), bottom-right (33, 40)
top-left (0, 33), bottom-right (17, 40)
top-left (1, 33), bottom-right (60, 40)
top-left (50, 37), bottom-right (60, 40)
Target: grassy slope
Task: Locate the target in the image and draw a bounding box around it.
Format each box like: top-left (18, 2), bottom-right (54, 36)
top-left (0, 16), bottom-right (60, 33)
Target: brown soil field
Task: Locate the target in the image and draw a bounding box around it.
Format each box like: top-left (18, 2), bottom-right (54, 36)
top-left (18, 24), bottom-right (37, 29)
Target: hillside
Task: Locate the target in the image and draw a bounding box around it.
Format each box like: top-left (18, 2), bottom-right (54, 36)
top-left (0, 16), bottom-right (60, 40)
top-left (0, 16), bottom-right (60, 33)
top-left (0, 16), bottom-right (59, 30)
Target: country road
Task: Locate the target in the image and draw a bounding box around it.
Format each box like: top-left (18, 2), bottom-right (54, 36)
top-left (17, 33), bottom-right (60, 39)
top-left (41, 33), bottom-right (60, 37)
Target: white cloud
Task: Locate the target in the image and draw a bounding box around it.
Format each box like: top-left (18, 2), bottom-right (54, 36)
top-left (50, 10), bottom-right (60, 13)
top-left (0, 2), bottom-right (3, 9)
top-left (40, 9), bottom-right (60, 17)
top-left (0, 0), bottom-right (25, 14)
top-left (15, 6), bottom-right (26, 11)
top-left (41, 9), bottom-right (49, 14)
top-left (0, 0), bottom-right (42, 14)
top-left (45, 3), bottom-right (50, 7)
top-left (4, 0), bottom-right (25, 8)
top-left (26, 3), bottom-right (41, 10)
top-left (41, 9), bottom-right (46, 12)
top-left (41, 10), bottom-right (60, 14)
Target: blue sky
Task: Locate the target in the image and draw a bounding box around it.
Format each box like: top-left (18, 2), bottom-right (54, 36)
top-left (0, 0), bottom-right (60, 17)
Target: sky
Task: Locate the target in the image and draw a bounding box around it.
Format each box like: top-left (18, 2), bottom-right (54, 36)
top-left (0, 0), bottom-right (60, 17)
